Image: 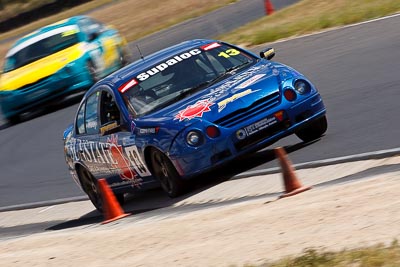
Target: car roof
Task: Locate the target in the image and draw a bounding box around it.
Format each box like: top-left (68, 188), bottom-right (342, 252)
top-left (11, 16), bottom-right (88, 48)
top-left (99, 39), bottom-right (220, 89)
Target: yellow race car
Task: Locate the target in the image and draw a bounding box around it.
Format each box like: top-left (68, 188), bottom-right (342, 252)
top-left (0, 15), bottom-right (128, 124)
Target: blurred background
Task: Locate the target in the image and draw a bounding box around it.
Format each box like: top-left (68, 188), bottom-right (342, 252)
top-left (1, 0), bottom-right (400, 209)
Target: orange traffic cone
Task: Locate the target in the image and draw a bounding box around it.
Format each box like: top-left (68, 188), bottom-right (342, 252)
top-left (98, 178), bottom-right (130, 224)
top-left (265, 0), bottom-right (275, 15)
top-left (274, 147), bottom-right (312, 198)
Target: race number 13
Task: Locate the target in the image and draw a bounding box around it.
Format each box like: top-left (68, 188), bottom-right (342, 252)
top-left (218, 49), bottom-right (240, 58)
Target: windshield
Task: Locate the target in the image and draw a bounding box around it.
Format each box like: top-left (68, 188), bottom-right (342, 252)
top-left (121, 42), bottom-right (256, 117)
top-left (3, 25), bottom-right (80, 72)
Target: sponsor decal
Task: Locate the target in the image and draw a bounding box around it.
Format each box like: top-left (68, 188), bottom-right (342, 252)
top-left (201, 42), bottom-right (221, 51)
top-left (217, 89), bottom-right (260, 112)
top-left (236, 111), bottom-right (285, 139)
top-left (65, 134), bottom-right (150, 186)
top-left (107, 134), bottom-right (137, 181)
top-left (201, 65), bottom-right (268, 102)
top-left (66, 138), bottom-right (112, 165)
top-left (138, 127), bottom-right (160, 135)
top-left (236, 74), bottom-right (266, 89)
top-left (100, 121), bottom-right (118, 135)
top-left (136, 49), bottom-right (201, 82)
top-left (175, 100), bottom-right (213, 121)
top-left (244, 116), bottom-right (278, 136)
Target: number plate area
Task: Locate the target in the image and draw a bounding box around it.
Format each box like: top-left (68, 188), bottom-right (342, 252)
top-left (234, 111), bottom-right (288, 151)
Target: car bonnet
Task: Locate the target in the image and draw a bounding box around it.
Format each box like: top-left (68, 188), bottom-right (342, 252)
top-left (0, 43), bottom-right (86, 91)
top-left (142, 60), bottom-right (285, 126)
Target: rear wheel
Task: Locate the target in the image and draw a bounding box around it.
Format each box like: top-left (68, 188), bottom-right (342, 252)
top-left (295, 115), bottom-right (328, 142)
top-left (78, 168), bottom-right (125, 212)
top-left (79, 167), bottom-right (103, 212)
top-left (150, 150), bottom-right (185, 198)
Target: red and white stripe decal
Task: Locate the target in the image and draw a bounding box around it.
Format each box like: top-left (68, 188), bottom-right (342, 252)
top-left (201, 42), bottom-right (221, 51)
top-left (119, 78), bottom-right (138, 93)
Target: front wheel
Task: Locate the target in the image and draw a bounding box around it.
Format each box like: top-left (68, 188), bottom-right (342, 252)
top-left (6, 114), bottom-right (21, 125)
top-left (295, 115), bottom-right (328, 142)
top-left (150, 150), bottom-right (185, 198)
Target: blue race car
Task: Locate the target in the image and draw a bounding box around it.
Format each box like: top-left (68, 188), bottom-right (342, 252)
top-left (63, 39), bottom-right (327, 211)
top-left (0, 15), bottom-right (128, 124)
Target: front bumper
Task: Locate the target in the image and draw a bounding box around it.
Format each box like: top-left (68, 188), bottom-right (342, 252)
top-left (0, 67), bottom-right (92, 118)
top-left (171, 92), bottom-right (326, 178)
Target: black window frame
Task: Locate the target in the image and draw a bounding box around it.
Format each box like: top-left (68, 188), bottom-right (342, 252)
top-left (75, 91), bottom-right (101, 136)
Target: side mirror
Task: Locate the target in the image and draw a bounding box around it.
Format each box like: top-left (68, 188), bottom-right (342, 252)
top-left (260, 48), bottom-right (275, 60)
top-left (88, 31), bottom-right (99, 41)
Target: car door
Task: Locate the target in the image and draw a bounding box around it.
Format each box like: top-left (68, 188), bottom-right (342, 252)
top-left (74, 91), bottom-right (111, 179)
top-left (97, 88), bottom-right (151, 188)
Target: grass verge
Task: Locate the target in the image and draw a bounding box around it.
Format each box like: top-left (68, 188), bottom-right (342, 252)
top-left (220, 0), bottom-right (400, 46)
top-left (247, 239), bottom-right (400, 267)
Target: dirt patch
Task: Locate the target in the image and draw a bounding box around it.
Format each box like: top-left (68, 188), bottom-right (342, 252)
top-left (1, 160), bottom-right (399, 266)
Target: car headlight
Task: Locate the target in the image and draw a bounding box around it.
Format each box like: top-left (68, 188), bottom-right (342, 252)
top-left (186, 130), bottom-right (204, 147)
top-left (294, 79), bottom-right (311, 95)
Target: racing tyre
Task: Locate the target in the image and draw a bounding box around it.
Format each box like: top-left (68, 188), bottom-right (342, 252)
top-left (79, 167), bottom-right (103, 212)
top-left (150, 150), bottom-right (185, 198)
top-left (295, 115), bottom-right (328, 142)
top-left (6, 114), bottom-right (21, 125)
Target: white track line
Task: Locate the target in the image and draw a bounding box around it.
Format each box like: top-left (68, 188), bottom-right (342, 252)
top-left (269, 12), bottom-right (400, 45)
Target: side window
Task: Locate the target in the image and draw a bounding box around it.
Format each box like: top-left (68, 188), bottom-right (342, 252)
top-left (86, 18), bottom-right (105, 33)
top-left (76, 102), bottom-right (86, 135)
top-left (85, 93), bottom-right (100, 135)
top-left (100, 91), bottom-right (121, 126)
top-left (78, 17), bottom-right (103, 40)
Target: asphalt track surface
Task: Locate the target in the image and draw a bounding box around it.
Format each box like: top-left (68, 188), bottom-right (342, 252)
top-left (0, 0), bottom-right (298, 208)
top-left (128, 0), bottom-right (299, 59)
top-left (1, 1), bottom-right (400, 208)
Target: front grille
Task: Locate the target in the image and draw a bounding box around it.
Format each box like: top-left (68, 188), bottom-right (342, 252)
top-left (18, 76), bottom-right (51, 92)
top-left (213, 91), bottom-right (280, 128)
